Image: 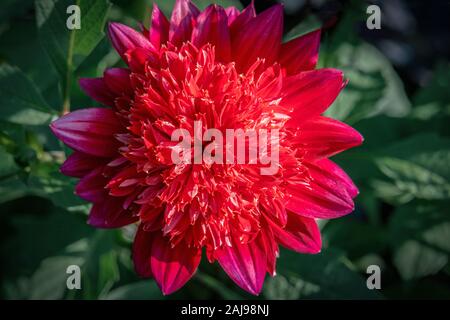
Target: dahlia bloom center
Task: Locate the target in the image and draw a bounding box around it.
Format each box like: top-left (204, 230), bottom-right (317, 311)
top-left (119, 42), bottom-right (293, 255)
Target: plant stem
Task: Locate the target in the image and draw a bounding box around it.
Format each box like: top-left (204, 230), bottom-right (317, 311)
top-left (62, 27), bottom-right (76, 114)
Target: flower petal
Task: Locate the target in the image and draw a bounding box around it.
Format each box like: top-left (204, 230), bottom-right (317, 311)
top-left (169, 0), bottom-right (200, 46)
top-left (150, 234), bottom-right (201, 295)
top-left (60, 151), bottom-right (105, 178)
top-left (217, 236), bottom-right (266, 295)
top-left (280, 29), bottom-right (321, 74)
top-left (108, 22), bottom-right (154, 60)
top-left (124, 47), bottom-right (158, 73)
top-left (138, 22), bottom-right (149, 38)
top-left (286, 159), bottom-right (357, 219)
top-left (133, 224), bottom-right (154, 278)
top-left (149, 3), bottom-right (170, 48)
top-left (79, 78), bottom-right (115, 106)
top-left (225, 7), bottom-right (240, 25)
top-left (314, 158), bottom-right (359, 198)
top-left (192, 5), bottom-right (231, 62)
top-left (75, 166), bottom-right (108, 202)
top-left (283, 69), bottom-right (344, 125)
top-left (103, 68), bottom-right (132, 96)
top-left (267, 213), bottom-right (321, 254)
top-left (231, 4), bottom-right (283, 71)
top-left (293, 116), bottom-right (363, 160)
top-left (50, 108), bottom-right (121, 157)
top-left (229, 1), bottom-right (255, 36)
top-left (88, 196), bottom-right (138, 228)
top-left (258, 226), bottom-right (279, 276)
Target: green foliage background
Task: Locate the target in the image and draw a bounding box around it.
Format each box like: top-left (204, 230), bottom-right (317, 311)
top-left (0, 0), bottom-right (449, 299)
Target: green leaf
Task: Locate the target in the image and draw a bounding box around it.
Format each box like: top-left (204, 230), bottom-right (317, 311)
top-left (0, 0), bottom-right (34, 21)
top-left (81, 230), bottom-right (122, 299)
top-left (389, 201), bottom-right (450, 280)
top-left (324, 43), bottom-right (411, 125)
top-left (0, 176), bottom-right (31, 204)
top-left (29, 255), bottom-right (84, 299)
top-left (374, 134), bottom-right (450, 203)
top-left (383, 279), bottom-right (450, 299)
top-left (0, 9), bottom-right (59, 97)
top-left (2, 277), bottom-right (32, 299)
top-left (319, 3), bottom-right (410, 124)
top-left (264, 249), bottom-right (381, 299)
top-left (330, 115), bottom-right (431, 186)
top-left (413, 62), bottom-right (450, 113)
top-left (103, 281), bottom-right (163, 300)
top-left (0, 200), bottom-right (93, 279)
top-left (195, 271), bottom-right (244, 300)
top-left (28, 161), bottom-right (90, 213)
top-left (36, 0), bottom-right (111, 76)
top-left (352, 116), bottom-right (421, 151)
top-left (4, 228), bottom-right (128, 300)
top-left (394, 241), bottom-right (448, 282)
top-left (97, 250), bottom-right (120, 297)
top-left (284, 14), bottom-right (322, 42)
top-left (323, 218), bottom-right (387, 260)
top-left (0, 65), bottom-right (54, 125)
top-left (0, 146), bottom-right (19, 179)
top-left (36, 0), bottom-right (111, 112)
top-left (410, 62), bottom-right (450, 137)
top-left (376, 158), bottom-right (450, 201)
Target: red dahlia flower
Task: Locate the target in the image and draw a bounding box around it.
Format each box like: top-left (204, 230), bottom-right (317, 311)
top-left (50, 0), bottom-right (363, 295)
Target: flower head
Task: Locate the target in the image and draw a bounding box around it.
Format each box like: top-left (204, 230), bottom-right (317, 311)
top-left (50, 0), bottom-right (363, 295)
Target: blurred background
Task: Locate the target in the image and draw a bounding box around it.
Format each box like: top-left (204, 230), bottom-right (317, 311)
top-left (0, 0), bottom-right (449, 299)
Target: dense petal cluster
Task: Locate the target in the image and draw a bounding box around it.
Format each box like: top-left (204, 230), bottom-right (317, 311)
top-left (50, 0), bottom-right (363, 295)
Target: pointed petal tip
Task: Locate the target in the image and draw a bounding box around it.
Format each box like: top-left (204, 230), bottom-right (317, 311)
top-left (86, 215), bottom-right (99, 227)
top-left (243, 0), bottom-right (256, 15)
top-left (344, 124), bottom-right (364, 149)
top-left (281, 28), bottom-right (322, 73)
top-left (49, 117), bottom-right (65, 140)
top-left (107, 21), bottom-right (154, 58)
top-left (245, 283), bottom-right (263, 296)
top-left (331, 68), bottom-right (344, 78)
top-left (78, 77), bottom-right (89, 88)
top-left (107, 21), bottom-right (129, 33)
top-left (49, 119), bottom-right (57, 132)
top-left (151, 235), bottom-right (201, 295)
top-left (311, 239), bottom-right (322, 254)
top-left (49, 120), bottom-right (65, 145)
top-left (356, 131), bottom-right (364, 145)
top-left (78, 77), bottom-right (110, 101)
top-left (107, 21), bottom-right (122, 37)
top-left (342, 124), bottom-right (364, 149)
top-left (159, 282), bottom-right (181, 296)
top-left (231, 3), bottom-right (284, 70)
top-left (266, 3), bottom-right (284, 15)
top-left (256, 3), bottom-right (284, 23)
top-left (217, 238), bottom-right (266, 296)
